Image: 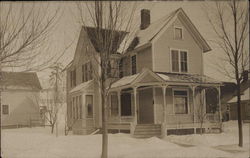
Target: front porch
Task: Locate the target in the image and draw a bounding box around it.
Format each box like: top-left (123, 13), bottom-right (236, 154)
top-left (108, 68), bottom-right (222, 137)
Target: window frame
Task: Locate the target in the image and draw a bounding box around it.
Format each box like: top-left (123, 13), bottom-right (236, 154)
top-left (2, 104), bottom-right (9, 115)
top-left (174, 26), bottom-right (183, 40)
top-left (172, 89), bottom-right (189, 115)
top-left (170, 48), bottom-right (189, 73)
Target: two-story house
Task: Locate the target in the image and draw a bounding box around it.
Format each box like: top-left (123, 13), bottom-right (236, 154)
top-left (66, 8), bottom-right (222, 137)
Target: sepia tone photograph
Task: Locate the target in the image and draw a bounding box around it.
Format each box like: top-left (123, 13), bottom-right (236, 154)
top-left (0, 0), bottom-right (249, 158)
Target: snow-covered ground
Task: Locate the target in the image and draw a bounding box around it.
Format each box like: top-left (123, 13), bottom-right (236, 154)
top-left (1, 121), bottom-right (249, 158)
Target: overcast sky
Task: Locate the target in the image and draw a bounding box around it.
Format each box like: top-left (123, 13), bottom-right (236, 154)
top-left (5, 1), bottom-right (247, 87)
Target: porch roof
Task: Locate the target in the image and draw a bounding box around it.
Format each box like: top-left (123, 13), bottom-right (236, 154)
top-left (156, 72), bottom-right (221, 84)
top-left (69, 80), bottom-right (93, 93)
top-left (110, 69), bottom-right (222, 90)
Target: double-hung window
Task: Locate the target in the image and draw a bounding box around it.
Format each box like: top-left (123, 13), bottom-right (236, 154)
top-left (171, 49), bottom-right (188, 73)
top-left (173, 90), bottom-right (188, 114)
top-left (2, 105), bottom-right (9, 115)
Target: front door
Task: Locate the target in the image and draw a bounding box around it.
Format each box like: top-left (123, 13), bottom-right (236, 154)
top-left (138, 88), bottom-right (154, 124)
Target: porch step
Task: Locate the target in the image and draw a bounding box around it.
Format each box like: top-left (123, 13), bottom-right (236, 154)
top-left (133, 124), bottom-right (162, 138)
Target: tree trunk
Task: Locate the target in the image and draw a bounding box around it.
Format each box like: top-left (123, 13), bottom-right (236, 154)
top-left (101, 85), bottom-right (108, 158)
top-left (236, 79), bottom-right (243, 147)
top-left (51, 124), bottom-right (54, 134)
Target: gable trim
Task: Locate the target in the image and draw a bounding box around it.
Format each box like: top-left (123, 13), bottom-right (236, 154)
top-left (151, 8), bottom-right (211, 53)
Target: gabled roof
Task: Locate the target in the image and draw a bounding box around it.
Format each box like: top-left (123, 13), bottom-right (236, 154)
top-left (84, 26), bottom-right (127, 53)
top-left (127, 8), bottom-right (211, 53)
top-left (0, 71), bottom-right (42, 90)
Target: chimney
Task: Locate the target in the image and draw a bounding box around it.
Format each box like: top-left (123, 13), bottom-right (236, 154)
top-left (140, 9), bottom-right (150, 30)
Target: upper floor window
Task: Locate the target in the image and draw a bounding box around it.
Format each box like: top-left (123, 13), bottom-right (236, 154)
top-left (131, 55), bottom-right (136, 75)
top-left (173, 90), bottom-right (188, 114)
top-left (70, 69), bottom-right (76, 87)
top-left (174, 27), bottom-right (183, 40)
top-left (2, 105), bottom-right (9, 115)
top-left (82, 62), bottom-right (93, 83)
top-left (119, 58), bottom-right (124, 78)
top-left (171, 49), bottom-right (188, 73)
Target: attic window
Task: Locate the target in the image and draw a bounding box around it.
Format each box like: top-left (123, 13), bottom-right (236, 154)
top-left (174, 27), bottom-right (183, 40)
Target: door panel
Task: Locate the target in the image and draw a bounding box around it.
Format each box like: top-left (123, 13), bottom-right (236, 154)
top-left (138, 88), bottom-right (154, 124)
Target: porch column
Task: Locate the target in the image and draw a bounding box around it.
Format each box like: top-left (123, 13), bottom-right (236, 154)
top-left (162, 85), bottom-right (167, 124)
top-left (192, 86), bottom-right (196, 123)
top-left (133, 87), bottom-right (138, 124)
top-left (216, 86), bottom-right (222, 124)
top-left (161, 85), bottom-right (167, 138)
top-left (117, 90), bottom-right (121, 133)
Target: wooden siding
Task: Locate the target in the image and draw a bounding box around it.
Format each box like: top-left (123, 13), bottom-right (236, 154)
top-left (1, 91), bottom-right (41, 126)
top-left (153, 18), bottom-right (203, 75)
top-left (137, 47), bottom-right (152, 73)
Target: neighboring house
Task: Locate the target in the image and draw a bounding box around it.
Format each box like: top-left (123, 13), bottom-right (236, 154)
top-left (220, 82), bottom-right (237, 121)
top-left (66, 8), bottom-right (222, 137)
top-left (0, 71), bottom-right (42, 128)
top-left (227, 73), bottom-right (250, 121)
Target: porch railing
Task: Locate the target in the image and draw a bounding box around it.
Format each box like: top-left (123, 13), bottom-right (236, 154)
top-left (206, 113), bottom-right (220, 123)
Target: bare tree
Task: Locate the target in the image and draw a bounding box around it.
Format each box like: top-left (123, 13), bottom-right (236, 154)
top-left (196, 87), bottom-right (219, 134)
top-left (76, 1), bottom-right (138, 157)
top-left (204, 0), bottom-right (249, 147)
top-left (196, 87), bottom-right (207, 135)
top-left (47, 63), bottom-right (64, 136)
top-left (0, 2), bottom-right (62, 70)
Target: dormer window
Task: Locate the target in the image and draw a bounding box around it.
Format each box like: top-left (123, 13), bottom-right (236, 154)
top-left (174, 27), bottom-right (183, 40)
top-left (171, 49), bottom-right (188, 73)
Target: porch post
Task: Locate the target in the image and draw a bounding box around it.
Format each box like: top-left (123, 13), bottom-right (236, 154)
top-left (133, 87), bottom-right (138, 124)
top-left (217, 86), bottom-right (222, 124)
top-left (117, 90), bottom-right (121, 133)
top-left (192, 86), bottom-right (197, 134)
top-left (161, 86), bottom-right (167, 123)
top-left (161, 85), bottom-right (167, 138)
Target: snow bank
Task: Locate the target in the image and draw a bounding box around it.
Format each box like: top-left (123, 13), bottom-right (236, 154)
top-left (1, 121), bottom-right (249, 158)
